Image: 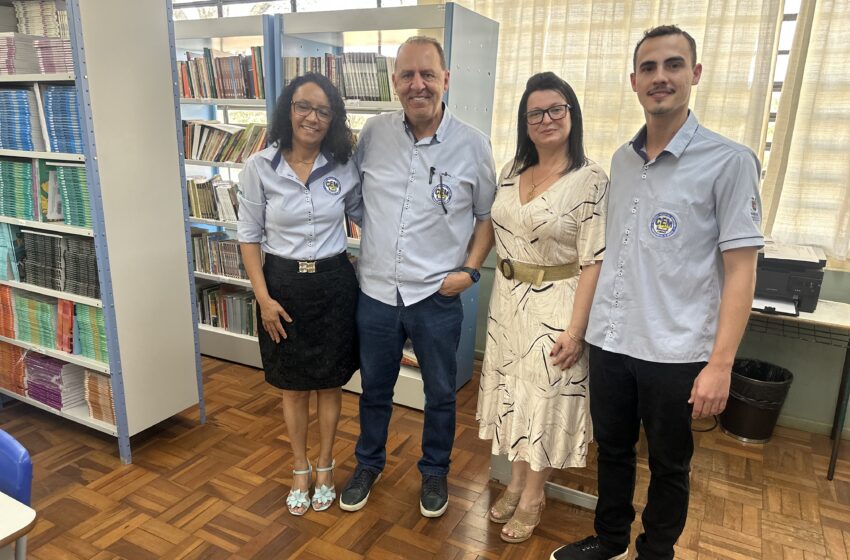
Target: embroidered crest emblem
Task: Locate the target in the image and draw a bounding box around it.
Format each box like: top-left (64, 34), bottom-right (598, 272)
top-left (650, 211), bottom-right (678, 238)
top-left (432, 183), bottom-right (453, 206)
top-left (323, 176), bottom-right (341, 195)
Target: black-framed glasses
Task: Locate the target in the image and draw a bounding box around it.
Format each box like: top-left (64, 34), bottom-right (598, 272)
top-left (525, 103), bottom-right (571, 125)
top-left (292, 100), bottom-right (333, 122)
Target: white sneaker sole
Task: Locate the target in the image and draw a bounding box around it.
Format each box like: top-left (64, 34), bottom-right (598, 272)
top-left (420, 497), bottom-right (449, 518)
top-left (548, 547), bottom-right (629, 560)
top-left (339, 473), bottom-right (381, 512)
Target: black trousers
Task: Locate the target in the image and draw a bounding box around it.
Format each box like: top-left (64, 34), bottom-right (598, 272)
top-left (588, 345), bottom-right (705, 560)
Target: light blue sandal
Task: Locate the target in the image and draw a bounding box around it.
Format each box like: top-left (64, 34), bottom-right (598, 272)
top-left (312, 459), bottom-right (336, 512)
top-left (286, 462), bottom-right (312, 516)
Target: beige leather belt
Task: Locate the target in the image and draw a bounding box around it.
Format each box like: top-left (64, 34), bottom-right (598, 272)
top-left (496, 256), bottom-right (579, 285)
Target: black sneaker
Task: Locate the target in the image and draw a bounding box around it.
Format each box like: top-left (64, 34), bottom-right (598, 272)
top-left (339, 464), bottom-right (381, 512)
top-left (420, 474), bottom-right (448, 517)
top-left (550, 536), bottom-right (629, 560)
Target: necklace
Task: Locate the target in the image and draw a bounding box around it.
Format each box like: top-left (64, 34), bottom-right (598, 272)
top-left (528, 163), bottom-right (563, 198)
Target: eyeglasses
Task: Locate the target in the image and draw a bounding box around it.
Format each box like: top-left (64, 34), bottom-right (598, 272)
top-left (292, 100), bottom-right (333, 122)
top-left (524, 104), bottom-right (571, 125)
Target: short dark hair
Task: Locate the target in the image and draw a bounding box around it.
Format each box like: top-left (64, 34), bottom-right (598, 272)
top-left (268, 72), bottom-right (354, 163)
top-left (633, 25), bottom-right (698, 69)
top-left (510, 72), bottom-right (586, 177)
top-left (397, 35), bottom-right (447, 70)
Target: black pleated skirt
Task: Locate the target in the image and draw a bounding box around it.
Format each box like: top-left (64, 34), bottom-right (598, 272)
top-left (258, 252), bottom-right (358, 390)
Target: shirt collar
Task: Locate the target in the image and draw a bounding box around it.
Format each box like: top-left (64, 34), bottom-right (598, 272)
top-left (266, 146), bottom-right (333, 183)
top-left (630, 111), bottom-right (700, 160)
top-left (399, 102), bottom-right (452, 143)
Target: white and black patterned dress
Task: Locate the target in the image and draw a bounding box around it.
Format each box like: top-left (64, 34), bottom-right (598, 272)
top-left (477, 161), bottom-right (608, 471)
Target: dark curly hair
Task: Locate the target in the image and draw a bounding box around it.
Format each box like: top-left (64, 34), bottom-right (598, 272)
top-left (268, 73), bottom-right (354, 163)
top-left (510, 72), bottom-right (586, 178)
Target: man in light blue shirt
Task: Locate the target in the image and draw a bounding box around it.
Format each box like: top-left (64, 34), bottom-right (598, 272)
top-left (553, 26), bottom-right (762, 560)
top-left (339, 36), bottom-right (496, 518)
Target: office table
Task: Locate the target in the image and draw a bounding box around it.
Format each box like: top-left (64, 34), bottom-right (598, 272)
top-left (0, 491), bottom-right (35, 560)
top-left (749, 299), bottom-right (850, 480)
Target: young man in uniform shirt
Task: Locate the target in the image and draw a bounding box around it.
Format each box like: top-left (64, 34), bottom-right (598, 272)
top-left (552, 25), bottom-right (763, 560)
top-left (339, 36), bottom-right (496, 517)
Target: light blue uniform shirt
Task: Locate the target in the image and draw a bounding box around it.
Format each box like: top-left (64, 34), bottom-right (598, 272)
top-left (587, 112), bottom-right (764, 363)
top-left (355, 108), bottom-right (497, 306)
top-left (237, 144), bottom-right (362, 261)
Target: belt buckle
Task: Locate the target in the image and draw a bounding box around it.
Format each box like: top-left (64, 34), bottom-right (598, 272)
top-left (298, 260), bottom-right (316, 273)
top-left (499, 258), bottom-right (514, 280)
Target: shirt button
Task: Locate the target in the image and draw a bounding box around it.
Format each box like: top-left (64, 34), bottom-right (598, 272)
top-left (631, 209), bottom-right (636, 214)
top-left (633, 198), bottom-right (639, 203)
top-left (413, 150), bottom-right (419, 156)
top-left (409, 177), bottom-right (414, 182)
top-left (641, 174), bottom-right (647, 179)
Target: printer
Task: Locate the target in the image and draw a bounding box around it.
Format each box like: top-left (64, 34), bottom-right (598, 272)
top-left (754, 242), bottom-right (826, 314)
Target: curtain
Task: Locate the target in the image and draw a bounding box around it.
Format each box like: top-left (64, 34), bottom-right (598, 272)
top-left (448, 0), bottom-right (780, 175)
top-left (763, 0), bottom-right (850, 262)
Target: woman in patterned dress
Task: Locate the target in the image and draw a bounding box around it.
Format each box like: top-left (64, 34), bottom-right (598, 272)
top-left (477, 72), bottom-right (609, 543)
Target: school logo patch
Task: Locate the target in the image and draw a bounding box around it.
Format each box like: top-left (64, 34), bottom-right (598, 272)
top-left (650, 211), bottom-right (678, 238)
top-left (323, 176), bottom-right (341, 195)
top-left (432, 183), bottom-right (453, 206)
top-left (750, 196), bottom-right (761, 223)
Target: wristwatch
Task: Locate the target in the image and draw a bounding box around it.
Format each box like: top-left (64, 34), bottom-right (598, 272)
top-left (460, 266), bottom-right (480, 283)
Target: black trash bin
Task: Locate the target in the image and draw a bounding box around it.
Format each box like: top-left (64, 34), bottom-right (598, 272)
top-left (719, 358), bottom-right (794, 443)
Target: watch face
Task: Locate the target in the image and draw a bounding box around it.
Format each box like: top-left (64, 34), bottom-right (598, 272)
top-left (464, 267), bottom-right (480, 283)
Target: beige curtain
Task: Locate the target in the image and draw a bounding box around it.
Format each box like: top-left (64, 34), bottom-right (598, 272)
top-left (448, 0), bottom-right (780, 173)
top-left (763, 0), bottom-right (850, 262)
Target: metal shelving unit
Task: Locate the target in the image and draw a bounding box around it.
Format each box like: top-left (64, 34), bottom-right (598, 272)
top-left (174, 6), bottom-right (498, 411)
top-left (0, 0), bottom-right (204, 463)
top-left (273, 4), bottom-right (498, 410)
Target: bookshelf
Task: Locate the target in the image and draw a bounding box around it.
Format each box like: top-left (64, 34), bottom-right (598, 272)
top-left (174, 15), bottom-right (272, 369)
top-left (276, 4), bottom-right (498, 409)
top-left (173, 6), bottom-right (498, 409)
top-left (0, 0), bottom-right (203, 463)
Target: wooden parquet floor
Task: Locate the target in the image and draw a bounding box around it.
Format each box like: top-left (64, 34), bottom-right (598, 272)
top-left (3, 356), bottom-right (850, 559)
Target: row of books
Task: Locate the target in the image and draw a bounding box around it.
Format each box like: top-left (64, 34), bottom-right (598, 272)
top-left (0, 159), bottom-right (91, 228)
top-left (0, 85), bottom-right (82, 153)
top-left (0, 32), bottom-right (72, 75)
top-left (0, 223), bottom-right (24, 282)
top-left (282, 52), bottom-right (398, 102)
top-left (183, 120), bottom-right (266, 164)
top-left (0, 340), bottom-right (114, 424)
top-left (12, 0), bottom-right (69, 39)
top-left (188, 175), bottom-right (238, 223)
top-left (1, 284), bottom-right (107, 362)
top-left (18, 228), bottom-right (100, 298)
top-left (0, 158), bottom-right (34, 220)
top-left (344, 214), bottom-right (361, 240)
top-left (178, 47), bottom-right (265, 100)
top-left (197, 283), bottom-right (257, 337)
top-left (191, 228), bottom-right (247, 280)
top-left (0, 87), bottom-right (45, 151)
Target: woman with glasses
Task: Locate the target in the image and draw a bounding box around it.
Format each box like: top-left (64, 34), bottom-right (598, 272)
top-left (476, 72), bottom-right (608, 542)
top-left (238, 73), bottom-right (361, 516)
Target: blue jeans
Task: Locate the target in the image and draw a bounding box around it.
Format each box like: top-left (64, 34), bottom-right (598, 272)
top-left (355, 290), bottom-right (463, 476)
top-left (589, 345), bottom-right (705, 560)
